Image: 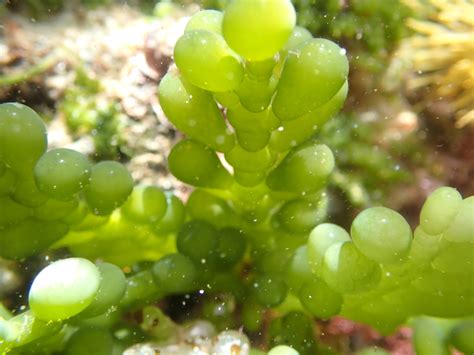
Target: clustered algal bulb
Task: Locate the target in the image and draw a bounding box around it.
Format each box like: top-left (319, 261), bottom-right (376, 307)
top-left (0, 1), bottom-right (473, 354)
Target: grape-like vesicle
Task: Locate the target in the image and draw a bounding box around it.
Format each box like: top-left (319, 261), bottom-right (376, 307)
top-left (121, 185), bottom-right (167, 224)
top-left (269, 81), bottom-right (348, 152)
top-left (174, 30), bottom-right (244, 92)
top-left (152, 194), bottom-right (185, 234)
top-left (222, 0), bottom-right (296, 61)
top-left (225, 145), bottom-right (274, 173)
top-left (409, 226), bottom-right (442, 265)
top-left (168, 139), bottom-right (232, 188)
top-left (78, 262), bottom-right (127, 319)
top-left (252, 274), bottom-right (288, 307)
top-left (185, 9), bottom-right (223, 34)
top-left (152, 253), bottom-right (197, 294)
top-left (34, 148), bottom-right (91, 201)
top-left (412, 317), bottom-right (451, 355)
top-left (28, 258), bottom-right (101, 321)
top-left (176, 220), bottom-right (220, 265)
top-left (267, 142), bottom-right (335, 192)
top-left (0, 103), bottom-right (47, 176)
top-left (215, 228), bottom-right (246, 268)
top-left (276, 193), bottom-right (327, 233)
top-left (158, 72), bottom-right (235, 152)
top-left (84, 161), bottom-right (133, 215)
top-left (285, 246), bottom-right (313, 292)
top-left (186, 189), bottom-right (239, 228)
top-left (11, 177), bottom-right (48, 207)
top-left (226, 107), bottom-right (276, 152)
top-left (273, 38), bottom-right (349, 120)
top-left (443, 196), bottom-right (474, 243)
top-left (299, 278), bottom-right (343, 319)
top-left (419, 186), bottom-right (462, 235)
top-left (308, 223), bottom-right (350, 272)
top-left (321, 241), bottom-right (381, 294)
top-left (351, 207), bottom-right (412, 264)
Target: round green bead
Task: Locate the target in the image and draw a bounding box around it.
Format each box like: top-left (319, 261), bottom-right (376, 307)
top-left (29, 258), bottom-right (100, 321)
top-left (351, 207), bottom-right (412, 264)
top-left (121, 185), bottom-right (167, 224)
top-left (34, 148), bottom-right (91, 200)
top-left (152, 253), bottom-right (197, 294)
top-left (420, 186), bottom-right (462, 235)
top-left (223, 0), bottom-right (296, 61)
top-left (299, 278), bottom-right (343, 319)
top-left (0, 103), bottom-right (47, 176)
top-left (84, 161), bottom-right (133, 215)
